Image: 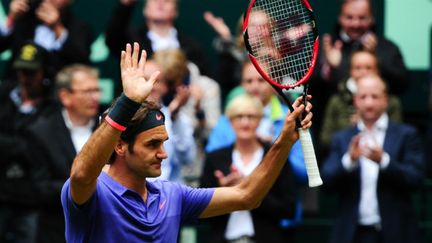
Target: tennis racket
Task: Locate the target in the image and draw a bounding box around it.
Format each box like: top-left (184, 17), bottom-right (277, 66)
top-left (243, 0), bottom-right (322, 187)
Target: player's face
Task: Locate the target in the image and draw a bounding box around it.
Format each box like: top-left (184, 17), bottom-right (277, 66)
top-left (125, 126), bottom-right (168, 178)
top-left (230, 107), bottom-right (261, 142)
top-left (350, 52), bottom-right (379, 80)
top-left (241, 63), bottom-right (274, 105)
top-left (144, 0), bottom-right (177, 23)
top-left (354, 76), bottom-right (388, 124)
top-left (339, 0), bottom-right (373, 40)
top-left (66, 71), bottom-right (101, 120)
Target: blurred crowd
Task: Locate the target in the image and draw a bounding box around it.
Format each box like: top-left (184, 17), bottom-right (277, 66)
top-left (0, 0), bottom-right (430, 242)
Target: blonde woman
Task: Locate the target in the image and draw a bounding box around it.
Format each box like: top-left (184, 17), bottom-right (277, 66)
top-left (200, 94), bottom-right (298, 243)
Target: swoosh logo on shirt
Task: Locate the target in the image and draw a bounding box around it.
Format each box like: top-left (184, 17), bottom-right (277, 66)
top-left (159, 200), bottom-right (166, 210)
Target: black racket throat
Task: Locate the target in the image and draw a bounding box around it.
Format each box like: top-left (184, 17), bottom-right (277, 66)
top-left (273, 84), bottom-right (309, 129)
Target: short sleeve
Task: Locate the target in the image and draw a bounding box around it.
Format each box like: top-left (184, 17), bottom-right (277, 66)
top-left (61, 179), bottom-right (98, 242)
top-left (180, 185), bottom-right (214, 222)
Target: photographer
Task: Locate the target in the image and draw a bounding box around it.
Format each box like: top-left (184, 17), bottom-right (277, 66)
top-left (0, 0), bottom-right (93, 79)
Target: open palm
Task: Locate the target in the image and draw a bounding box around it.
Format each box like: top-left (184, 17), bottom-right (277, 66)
top-left (120, 42), bottom-right (160, 103)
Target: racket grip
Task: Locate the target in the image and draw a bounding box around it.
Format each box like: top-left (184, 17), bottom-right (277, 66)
top-left (298, 128), bottom-right (323, 187)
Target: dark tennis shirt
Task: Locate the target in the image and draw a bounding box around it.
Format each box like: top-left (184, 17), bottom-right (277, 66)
top-left (61, 172), bottom-right (214, 242)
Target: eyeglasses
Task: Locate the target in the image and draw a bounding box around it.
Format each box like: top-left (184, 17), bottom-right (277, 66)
top-left (232, 114), bottom-right (261, 121)
top-left (69, 88), bottom-right (101, 96)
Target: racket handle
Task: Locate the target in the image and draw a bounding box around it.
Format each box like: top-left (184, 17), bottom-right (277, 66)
top-left (298, 128), bottom-right (323, 187)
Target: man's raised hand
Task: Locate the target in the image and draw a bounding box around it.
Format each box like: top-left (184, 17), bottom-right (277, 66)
top-left (120, 42), bottom-right (160, 103)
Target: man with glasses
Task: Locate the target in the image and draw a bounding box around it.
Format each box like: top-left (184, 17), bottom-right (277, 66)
top-left (26, 64), bottom-right (101, 243)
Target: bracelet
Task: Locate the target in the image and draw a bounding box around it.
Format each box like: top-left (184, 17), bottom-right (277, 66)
top-left (105, 93), bottom-right (141, 131)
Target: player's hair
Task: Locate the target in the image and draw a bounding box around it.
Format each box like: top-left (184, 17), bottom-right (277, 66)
top-left (101, 100), bottom-right (162, 164)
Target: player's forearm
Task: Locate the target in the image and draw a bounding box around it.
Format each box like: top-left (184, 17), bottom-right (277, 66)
top-left (70, 122), bottom-right (120, 202)
top-left (238, 137), bottom-right (294, 209)
top-left (238, 96), bottom-right (307, 208)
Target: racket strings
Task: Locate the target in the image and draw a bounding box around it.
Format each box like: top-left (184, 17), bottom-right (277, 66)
top-left (249, 0), bottom-right (316, 87)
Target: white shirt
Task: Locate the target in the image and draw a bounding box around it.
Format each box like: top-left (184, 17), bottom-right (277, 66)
top-left (62, 109), bottom-right (94, 153)
top-left (225, 147), bottom-right (264, 240)
top-left (0, 22), bottom-right (68, 50)
top-left (147, 28), bottom-right (180, 52)
top-left (34, 25), bottom-right (69, 51)
top-left (342, 114), bottom-right (391, 225)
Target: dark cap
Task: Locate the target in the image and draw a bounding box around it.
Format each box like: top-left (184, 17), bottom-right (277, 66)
top-left (12, 42), bottom-right (47, 71)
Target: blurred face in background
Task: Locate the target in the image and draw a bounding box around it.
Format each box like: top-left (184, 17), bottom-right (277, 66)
top-left (241, 62), bottom-right (274, 105)
top-left (354, 75), bottom-right (388, 124)
top-left (231, 109), bottom-right (261, 142)
top-left (144, 0), bottom-right (177, 23)
top-left (17, 69), bottom-right (46, 99)
top-left (64, 70), bottom-right (101, 120)
top-left (145, 61), bottom-right (168, 103)
top-left (248, 10), bottom-right (273, 43)
top-left (339, 0), bottom-right (374, 40)
top-left (227, 96), bottom-right (263, 142)
top-left (350, 51), bottom-right (379, 81)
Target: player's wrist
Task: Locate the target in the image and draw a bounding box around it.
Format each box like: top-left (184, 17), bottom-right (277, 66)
top-left (105, 93), bottom-right (141, 131)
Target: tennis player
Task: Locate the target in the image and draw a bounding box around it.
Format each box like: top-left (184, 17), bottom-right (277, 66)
top-left (61, 42), bottom-right (313, 242)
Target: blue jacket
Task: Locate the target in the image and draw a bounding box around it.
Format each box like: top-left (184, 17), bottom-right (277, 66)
top-left (321, 121), bottom-right (424, 243)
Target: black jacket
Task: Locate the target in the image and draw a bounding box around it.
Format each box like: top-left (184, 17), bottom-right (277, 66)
top-left (199, 143), bottom-right (298, 243)
top-left (26, 105), bottom-right (98, 243)
top-left (321, 122), bottom-right (424, 243)
top-left (0, 8), bottom-right (94, 79)
top-left (105, 2), bottom-right (208, 76)
top-left (0, 81), bottom-right (55, 206)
